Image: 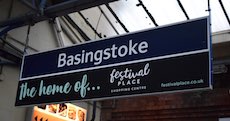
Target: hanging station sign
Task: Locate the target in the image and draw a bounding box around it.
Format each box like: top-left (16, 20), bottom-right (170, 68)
top-left (15, 17), bottom-right (212, 106)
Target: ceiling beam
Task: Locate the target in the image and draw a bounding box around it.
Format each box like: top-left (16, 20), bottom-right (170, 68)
top-left (137, 0), bottom-right (158, 27)
top-left (0, 37), bottom-right (22, 65)
top-left (177, 0), bottom-right (189, 20)
top-left (64, 15), bottom-right (91, 41)
top-left (98, 6), bottom-right (120, 35)
top-left (105, 4), bottom-right (129, 33)
top-left (0, 0), bottom-right (118, 28)
top-left (45, 0), bottom-right (119, 19)
top-left (219, 0), bottom-right (230, 26)
top-left (78, 12), bottom-right (102, 39)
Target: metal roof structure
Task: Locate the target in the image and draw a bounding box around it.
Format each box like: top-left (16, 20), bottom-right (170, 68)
top-left (0, 0), bottom-right (230, 64)
top-left (1, 0), bottom-right (230, 35)
top-left (76, 0), bottom-right (230, 38)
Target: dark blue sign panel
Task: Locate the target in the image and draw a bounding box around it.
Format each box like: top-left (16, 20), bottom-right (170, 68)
top-left (20, 17), bottom-right (209, 80)
top-left (16, 17), bottom-right (212, 106)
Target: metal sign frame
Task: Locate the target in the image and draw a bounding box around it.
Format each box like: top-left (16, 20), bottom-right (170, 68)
top-left (16, 16), bottom-right (212, 106)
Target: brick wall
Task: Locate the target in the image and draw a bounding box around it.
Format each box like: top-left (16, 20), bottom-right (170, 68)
top-left (100, 66), bottom-right (230, 121)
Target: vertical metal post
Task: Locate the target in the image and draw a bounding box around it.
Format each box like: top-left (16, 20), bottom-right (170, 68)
top-left (23, 24), bottom-right (31, 54)
top-left (90, 101), bottom-right (97, 121)
top-left (207, 0), bottom-right (211, 25)
top-left (207, 0), bottom-right (213, 88)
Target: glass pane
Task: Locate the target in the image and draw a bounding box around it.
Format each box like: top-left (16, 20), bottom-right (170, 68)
top-left (142, 0), bottom-right (186, 26)
top-left (180, 0), bottom-right (208, 19)
top-left (74, 0), bottom-right (230, 36)
top-left (80, 7), bottom-right (119, 39)
top-left (222, 0), bottom-right (230, 23)
top-left (80, 7), bottom-right (101, 29)
top-left (110, 0), bottom-right (156, 32)
top-left (100, 5), bottom-right (127, 35)
top-left (210, 0), bottom-right (230, 32)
